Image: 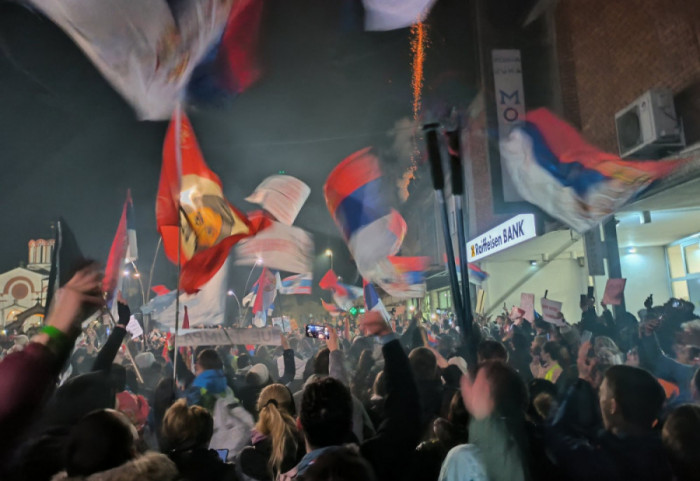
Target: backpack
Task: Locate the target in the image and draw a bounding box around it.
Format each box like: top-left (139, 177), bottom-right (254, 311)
top-left (209, 390), bottom-right (254, 462)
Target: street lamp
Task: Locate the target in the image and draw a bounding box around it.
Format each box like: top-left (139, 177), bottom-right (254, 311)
top-left (325, 249), bottom-right (333, 270)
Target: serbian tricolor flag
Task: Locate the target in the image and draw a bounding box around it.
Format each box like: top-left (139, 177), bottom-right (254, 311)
top-left (103, 190), bottom-right (137, 305)
top-left (363, 280), bottom-right (390, 322)
top-left (467, 264), bottom-right (488, 283)
top-left (157, 110), bottom-right (253, 293)
top-left (375, 256), bottom-right (429, 298)
top-left (501, 108), bottom-right (687, 232)
top-left (319, 269), bottom-right (362, 311)
top-left (276, 273), bottom-right (312, 295)
top-left (321, 299), bottom-right (343, 317)
top-left (324, 147), bottom-right (407, 281)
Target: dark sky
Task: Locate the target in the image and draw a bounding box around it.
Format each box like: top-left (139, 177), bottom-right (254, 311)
top-left (0, 0), bottom-right (475, 297)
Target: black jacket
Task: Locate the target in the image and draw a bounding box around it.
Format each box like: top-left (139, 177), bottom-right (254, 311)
top-left (168, 448), bottom-right (237, 481)
top-left (546, 379), bottom-right (672, 481)
top-left (237, 434), bottom-right (304, 481)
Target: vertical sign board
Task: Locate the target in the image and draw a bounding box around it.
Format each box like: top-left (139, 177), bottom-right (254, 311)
top-left (492, 49), bottom-right (526, 202)
top-left (584, 227), bottom-right (606, 276)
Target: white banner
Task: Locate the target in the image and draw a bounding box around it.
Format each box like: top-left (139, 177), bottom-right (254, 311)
top-left (175, 327), bottom-right (282, 347)
top-left (151, 259), bottom-right (229, 327)
top-left (492, 49), bottom-right (526, 202)
top-left (467, 214), bottom-right (537, 262)
top-left (235, 222), bottom-right (314, 274)
top-left (245, 175), bottom-right (310, 226)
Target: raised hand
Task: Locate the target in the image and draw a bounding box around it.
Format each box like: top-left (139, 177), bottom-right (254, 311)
top-left (47, 264), bottom-right (104, 334)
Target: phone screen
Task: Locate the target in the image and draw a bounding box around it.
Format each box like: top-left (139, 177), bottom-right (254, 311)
top-left (216, 449), bottom-right (229, 462)
top-left (305, 324), bottom-right (330, 339)
top-left (581, 330), bottom-right (593, 344)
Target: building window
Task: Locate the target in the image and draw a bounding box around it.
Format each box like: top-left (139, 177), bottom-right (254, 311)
top-left (666, 235), bottom-right (700, 306)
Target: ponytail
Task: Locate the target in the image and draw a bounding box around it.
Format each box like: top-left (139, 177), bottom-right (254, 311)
top-left (256, 398), bottom-right (298, 478)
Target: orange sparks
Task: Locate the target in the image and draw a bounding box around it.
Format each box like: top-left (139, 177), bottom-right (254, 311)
top-left (410, 22), bottom-right (427, 120)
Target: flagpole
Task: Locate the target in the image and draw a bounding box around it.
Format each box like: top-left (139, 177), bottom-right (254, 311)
top-left (146, 237), bottom-right (162, 304)
top-left (445, 117), bottom-right (475, 368)
top-left (423, 123), bottom-right (466, 343)
top-left (172, 106), bottom-right (183, 381)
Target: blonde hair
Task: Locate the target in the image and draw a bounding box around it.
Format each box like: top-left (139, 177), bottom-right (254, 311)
top-left (255, 384), bottom-right (298, 478)
top-left (161, 398), bottom-right (213, 452)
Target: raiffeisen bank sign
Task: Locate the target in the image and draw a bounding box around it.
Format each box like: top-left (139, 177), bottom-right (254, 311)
top-left (467, 214), bottom-right (537, 262)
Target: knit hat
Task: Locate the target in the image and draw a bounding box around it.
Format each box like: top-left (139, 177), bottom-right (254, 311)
top-left (447, 356), bottom-right (468, 374)
top-left (116, 391), bottom-right (150, 432)
top-left (246, 363), bottom-right (270, 386)
top-left (134, 352), bottom-right (156, 370)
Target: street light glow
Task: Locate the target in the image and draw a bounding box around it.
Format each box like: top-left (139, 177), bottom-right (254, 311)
top-left (255, 258), bottom-right (263, 265)
top-left (325, 249), bottom-right (333, 256)
top-left (133, 272), bottom-right (141, 278)
top-left (122, 270), bottom-right (130, 277)
top-left (227, 290), bottom-right (235, 296)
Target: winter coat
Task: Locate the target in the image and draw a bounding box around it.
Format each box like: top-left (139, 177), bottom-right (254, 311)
top-left (282, 337), bottom-right (422, 481)
top-left (168, 448), bottom-right (237, 481)
top-left (546, 378), bottom-right (673, 481)
top-left (50, 452), bottom-right (178, 481)
top-left (237, 431), bottom-right (305, 481)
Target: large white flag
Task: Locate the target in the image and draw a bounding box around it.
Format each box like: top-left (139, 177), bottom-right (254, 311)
top-left (245, 175), bottom-right (311, 226)
top-left (234, 221), bottom-right (314, 274)
top-left (25, 0), bottom-right (233, 120)
top-left (148, 258), bottom-right (229, 327)
top-left (362, 0), bottom-right (437, 31)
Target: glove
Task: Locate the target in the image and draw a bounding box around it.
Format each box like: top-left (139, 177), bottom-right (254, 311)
top-left (117, 301), bottom-right (131, 328)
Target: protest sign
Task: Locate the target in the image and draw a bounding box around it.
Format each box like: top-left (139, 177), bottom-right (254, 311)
top-left (541, 298), bottom-right (565, 326)
top-left (520, 293), bottom-right (535, 323)
top-left (602, 278), bottom-right (627, 305)
top-left (126, 316), bottom-right (144, 339)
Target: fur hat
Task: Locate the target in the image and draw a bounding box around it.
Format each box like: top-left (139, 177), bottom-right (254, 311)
top-left (246, 363), bottom-right (270, 386)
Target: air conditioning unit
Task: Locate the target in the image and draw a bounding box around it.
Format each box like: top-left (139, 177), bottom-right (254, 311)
top-left (615, 88), bottom-right (685, 159)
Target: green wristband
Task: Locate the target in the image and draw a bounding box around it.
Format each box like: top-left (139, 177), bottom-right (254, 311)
top-left (40, 325), bottom-right (71, 354)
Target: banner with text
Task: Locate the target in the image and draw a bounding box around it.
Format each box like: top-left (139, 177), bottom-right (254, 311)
top-left (467, 214), bottom-right (537, 262)
top-left (175, 327), bottom-right (282, 347)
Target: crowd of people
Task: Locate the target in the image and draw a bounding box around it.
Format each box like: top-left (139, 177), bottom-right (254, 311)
top-left (1, 263), bottom-right (699, 481)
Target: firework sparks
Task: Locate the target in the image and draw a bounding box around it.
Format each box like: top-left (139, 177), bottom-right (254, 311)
top-left (400, 22), bottom-right (428, 201)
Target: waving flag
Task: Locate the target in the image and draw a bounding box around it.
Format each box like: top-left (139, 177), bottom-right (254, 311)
top-left (363, 0), bottom-right (437, 31)
top-left (324, 147), bottom-right (407, 280)
top-left (142, 259), bottom-right (229, 328)
top-left (501, 108), bottom-right (686, 232)
top-left (276, 273), bottom-right (312, 295)
top-left (319, 269), bottom-right (362, 311)
top-left (375, 256), bottom-right (428, 298)
top-left (157, 110), bottom-right (253, 293)
top-left (467, 264), bottom-right (489, 283)
top-left (245, 175), bottom-right (311, 226)
top-left (25, 0), bottom-right (234, 120)
top-left (103, 190), bottom-right (136, 304)
top-left (321, 299), bottom-right (343, 317)
top-left (234, 220), bottom-right (314, 274)
top-left (45, 218), bottom-right (84, 313)
top-left (363, 280), bottom-right (390, 322)
top-left (251, 268), bottom-right (277, 327)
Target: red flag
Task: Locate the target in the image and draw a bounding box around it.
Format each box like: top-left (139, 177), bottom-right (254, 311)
top-left (182, 306), bottom-right (190, 329)
top-left (103, 190), bottom-right (132, 302)
top-left (162, 332), bottom-right (172, 361)
top-left (215, 0), bottom-right (265, 94)
top-left (157, 110), bottom-right (253, 293)
top-left (151, 285), bottom-right (170, 297)
top-left (319, 269), bottom-right (348, 297)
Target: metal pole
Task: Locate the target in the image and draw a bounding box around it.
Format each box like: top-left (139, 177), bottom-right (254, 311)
top-left (423, 124), bottom-right (466, 337)
top-left (445, 121), bottom-right (474, 332)
top-left (146, 237), bottom-right (162, 303)
top-left (603, 216), bottom-right (626, 318)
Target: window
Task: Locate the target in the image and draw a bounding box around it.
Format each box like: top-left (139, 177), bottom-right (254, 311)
top-left (666, 235), bottom-right (700, 307)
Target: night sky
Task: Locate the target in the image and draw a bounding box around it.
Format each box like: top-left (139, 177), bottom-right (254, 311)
top-left (0, 0), bottom-right (475, 298)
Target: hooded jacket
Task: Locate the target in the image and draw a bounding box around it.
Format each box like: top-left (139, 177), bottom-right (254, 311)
top-left (51, 452), bottom-right (178, 481)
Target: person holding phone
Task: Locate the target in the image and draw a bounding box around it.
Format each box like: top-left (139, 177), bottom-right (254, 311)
top-left (161, 398), bottom-right (236, 481)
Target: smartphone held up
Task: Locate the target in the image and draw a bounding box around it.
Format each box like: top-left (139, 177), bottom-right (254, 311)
top-left (305, 324), bottom-right (331, 340)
